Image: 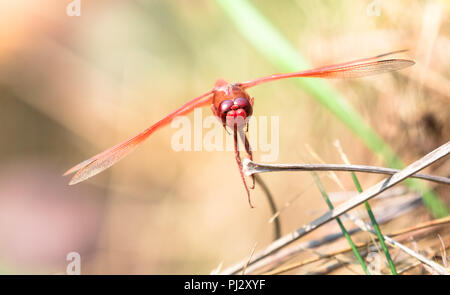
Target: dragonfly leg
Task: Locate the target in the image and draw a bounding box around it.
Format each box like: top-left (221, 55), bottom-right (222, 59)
top-left (238, 128), bottom-right (255, 190)
top-left (234, 127), bottom-right (254, 208)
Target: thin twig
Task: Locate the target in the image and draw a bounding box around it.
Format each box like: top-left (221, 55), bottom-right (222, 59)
top-left (333, 140), bottom-right (388, 268)
top-left (264, 243), bottom-right (371, 275)
top-left (346, 213), bottom-right (449, 274)
top-left (267, 179), bottom-right (316, 224)
top-left (243, 161), bottom-right (450, 185)
top-left (437, 234), bottom-right (447, 268)
top-left (220, 142), bottom-right (450, 274)
top-left (242, 242), bottom-right (258, 275)
top-left (265, 216), bottom-right (450, 275)
top-left (312, 172), bottom-right (370, 274)
top-left (231, 189), bottom-right (422, 275)
top-left (334, 141), bottom-right (397, 274)
top-left (397, 261), bottom-right (422, 274)
top-left (255, 175), bottom-right (281, 240)
top-left (336, 143), bottom-right (446, 274)
top-left (304, 143), bottom-right (345, 190)
top-left (388, 216), bottom-right (450, 237)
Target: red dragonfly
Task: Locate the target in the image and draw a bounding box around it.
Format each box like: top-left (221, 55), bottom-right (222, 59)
top-left (64, 50), bottom-right (414, 207)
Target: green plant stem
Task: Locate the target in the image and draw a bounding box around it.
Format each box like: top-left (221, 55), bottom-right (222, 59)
top-left (312, 172), bottom-right (370, 275)
top-left (351, 172), bottom-right (398, 275)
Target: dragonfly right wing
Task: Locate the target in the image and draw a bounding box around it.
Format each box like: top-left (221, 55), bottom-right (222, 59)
top-left (64, 90), bottom-right (214, 185)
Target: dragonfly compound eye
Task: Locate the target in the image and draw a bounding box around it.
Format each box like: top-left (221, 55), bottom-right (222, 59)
top-left (218, 100), bottom-right (234, 122)
top-left (223, 97), bottom-right (253, 127)
top-left (233, 97), bottom-right (252, 117)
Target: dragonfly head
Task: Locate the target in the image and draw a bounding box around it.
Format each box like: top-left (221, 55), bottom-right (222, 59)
top-left (218, 97), bottom-right (253, 128)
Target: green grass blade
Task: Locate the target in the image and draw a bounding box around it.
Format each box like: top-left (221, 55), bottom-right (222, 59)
top-left (351, 172), bottom-right (398, 275)
top-left (312, 172), bottom-right (370, 275)
top-left (215, 0), bottom-right (448, 218)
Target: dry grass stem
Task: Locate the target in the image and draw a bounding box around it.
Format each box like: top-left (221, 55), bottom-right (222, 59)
top-left (244, 161), bottom-right (450, 185)
top-left (220, 142), bottom-right (449, 274)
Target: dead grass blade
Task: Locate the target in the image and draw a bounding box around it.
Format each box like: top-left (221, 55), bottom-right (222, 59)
top-left (220, 142), bottom-right (449, 275)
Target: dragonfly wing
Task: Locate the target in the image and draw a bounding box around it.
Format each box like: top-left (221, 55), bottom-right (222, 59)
top-left (240, 51), bottom-right (414, 88)
top-left (305, 59), bottom-right (415, 79)
top-left (66, 130), bottom-right (150, 185)
top-left (63, 158), bottom-right (96, 176)
top-left (65, 90), bottom-right (214, 185)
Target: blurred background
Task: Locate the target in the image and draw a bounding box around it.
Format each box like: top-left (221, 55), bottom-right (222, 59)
top-left (0, 0), bottom-right (448, 274)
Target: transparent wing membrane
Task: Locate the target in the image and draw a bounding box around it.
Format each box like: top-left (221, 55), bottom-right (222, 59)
top-left (241, 50), bottom-right (414, 88)
top-left (65, 90), bottom-right (213, 184)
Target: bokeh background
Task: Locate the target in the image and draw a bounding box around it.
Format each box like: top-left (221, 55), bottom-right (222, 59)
top-left (0, 0), bottom-right (448, 274)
